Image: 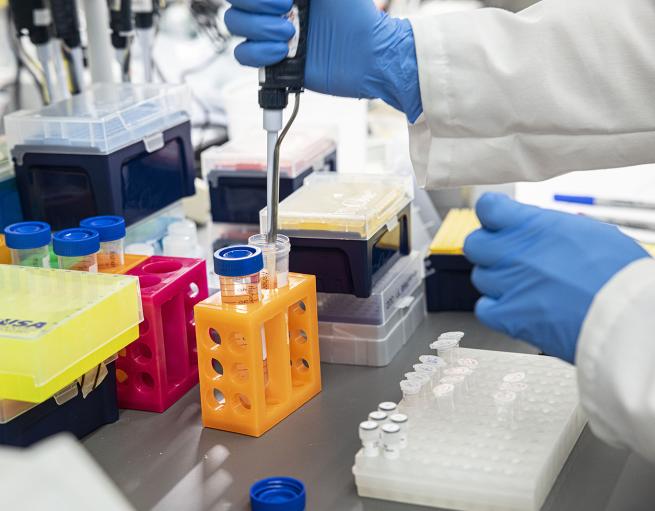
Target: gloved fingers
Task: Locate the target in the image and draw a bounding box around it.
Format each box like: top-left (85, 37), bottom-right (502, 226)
top-left (474, 296), bottom-right (509, 335)
top-left (225, 0), bottom-right (293, 15)
top-left (225, 8), bottom-right (296, 42)
top-left (463, 228), bottom-right (509, 267)
top-left (234, 40), bottom-right (290, 67)
top-left (475, 192), bottom-right (538, 232)
top-left (470, 266), bottom-right (508, 300)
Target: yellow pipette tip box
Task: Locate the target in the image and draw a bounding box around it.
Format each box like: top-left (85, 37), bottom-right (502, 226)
top-left (0, 265), bottom-right (143, 402)
top-left (260, 173), bottom-right (413, 240)
top-left (429, 209), bottom-right (481, 255)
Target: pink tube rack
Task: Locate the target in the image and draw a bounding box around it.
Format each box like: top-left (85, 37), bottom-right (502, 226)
top-left (116, 256), bottom-right (209, 412)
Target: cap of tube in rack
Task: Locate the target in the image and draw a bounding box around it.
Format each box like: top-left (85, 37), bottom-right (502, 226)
top-left (53, 228), bottom-right (100, 257)
top-left (4, 222), bottom-right (52, 250)
top-left (250, 477), bottom-right (306, 511)
top-left (214, 245), bottom-right (263, 277)
top-left (80, 216), bottom-right (126, 242)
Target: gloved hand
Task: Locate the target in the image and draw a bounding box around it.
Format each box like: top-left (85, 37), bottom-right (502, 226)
top-left (224, 0), bottom-right (423, 122)
top-left (464, 193), bottom-right (650, 363)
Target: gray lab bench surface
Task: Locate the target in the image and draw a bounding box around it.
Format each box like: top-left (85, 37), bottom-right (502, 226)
top-left (84, 313), bottom-right (655, 511)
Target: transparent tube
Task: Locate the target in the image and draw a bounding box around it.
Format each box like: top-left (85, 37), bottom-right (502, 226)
top-left (433, 383), bottom-right (455, 415)
top-left (389, 413), bottom-right (409, 449)
top-left (399, 380), bottom-right (422, 411)
top-left (10, 246), bottom-right (50, 268)
top-left (494, 390), bottom-right (517, 428)
top-left (413, 363), bottom-right (439, 386)
top-left (404, 372), bottom-right (431, 400)
top-left (219, 273), bottom-right (261, 305)
top-left (248, 234), bottom-right (291, 290)
top-left (98, 239), bottom-right (125, 270)
top-left (58, 253), bottom-right (98, 272)
top-left (430, 338), bottom-right (460, 365)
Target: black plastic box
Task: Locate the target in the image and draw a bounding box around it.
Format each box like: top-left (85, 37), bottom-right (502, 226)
top-left (424, 254), bottom-right (481, 312)
top-left (0, 362), bottom-right (119, 448)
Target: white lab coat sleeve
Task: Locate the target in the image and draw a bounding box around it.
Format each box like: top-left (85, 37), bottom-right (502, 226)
top-left (576, 258), bottom-right (655, 463)
top-left (408, 0), bottom-right (655, 189)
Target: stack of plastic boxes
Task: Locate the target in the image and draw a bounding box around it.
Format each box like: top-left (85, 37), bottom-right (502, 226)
top-left (0, 266), bottom-right (142, 446)
top-left (264, 173), bottom-right (424, 366)
top-left (202, 131), bottom-right (336, 250)
top-left (4, 83), bottom-right (196, 242)
top-left (0, 137), bottom-right (23, 230)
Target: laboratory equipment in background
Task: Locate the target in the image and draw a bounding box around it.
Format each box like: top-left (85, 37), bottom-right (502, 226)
top-left (117, 255), bottom-right (208, 413)
top-left (193, 246), bottom-right (321, 437)
top-left (202, 131), bottom-right (337, 225)
top-left (318, 251), bottom-right (426, 367)
top-left (3, 221), bottom-right (51, 268)
top-left (352, 340), bottom-right (586, 511)
top-left (425, 209), bottom-right (481, 312)
top-left (124, 200), bottom-right (186, 255)
top-left (162, 219), bottom-right (203, 259)
top-left (53, 227), bottom-right (100, 272)
top-left (0, 265), bottom-right (142, 446)
top-left (50, 0), bottom-right (85, 94)
top-left (0, 138), bottom-right (23, 230)
top-left (5, 83), bottom-right (195, 231)
top-left (80, 215), bottom-right (126, 271)
top-left (261, 173), bottom-right (413, 298)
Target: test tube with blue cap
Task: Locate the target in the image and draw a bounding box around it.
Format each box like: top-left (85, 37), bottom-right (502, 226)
top-left (80, 215), bottom-right (126, 270)
top-left (53, 228), bottom-right (101, 272)
top-left (4, 221), bottom-right (52, 268)
top-left (214, 245), bottom-right (264, 305)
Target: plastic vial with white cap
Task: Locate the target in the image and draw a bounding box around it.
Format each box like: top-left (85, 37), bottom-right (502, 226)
top-left (368, 410), bottom-right (388, 426)
top-left (53, 228), bottom-right (100, 272)
top-left (404, 372), bottom-right (431, 400)
top-left (430, 337), bottom-right (460, 365)
top-left (80, 215), bottom-right (126, 270)
top-left (439, 331), bottom-right (465, 341)
top-left (214, 245), bottom-right (264, 305)
top-left (248, 233), bottom-right (291, 290)
top-left (378, 402), bottom-right (397, 415)
top-left (4, 222), bottom-right (52, 268)
top-left (389, 413), bottom-right (409, 449)
top-left (163, 219), bottom-right (203, 258)
top-left (419, 354), bottom-right (446, 373)
top-left (359, 421), bottom-right (380, 457)
top-left (413, 363), bottom-right (439, 386)
top-left (433, 383), bottom-right (455, 414)
top-left (399, 380), bottom-right (422, 411)
top-left (381, 423), bottom-right (402, 460)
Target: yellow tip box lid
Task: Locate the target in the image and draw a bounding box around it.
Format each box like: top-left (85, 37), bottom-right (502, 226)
top-left (0, 265), bottom-right (143, 402)
top-left (430, 209), bottom-right (480, 255)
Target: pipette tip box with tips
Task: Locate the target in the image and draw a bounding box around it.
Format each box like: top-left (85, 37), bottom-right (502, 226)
top-left (261, 173), bottom-right (413, 298)
top-left (5, 83), bottom-right (195, 231)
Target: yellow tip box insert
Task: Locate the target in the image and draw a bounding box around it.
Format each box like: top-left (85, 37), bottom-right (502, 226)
top-left (0, 265), bottom-right (143, 402)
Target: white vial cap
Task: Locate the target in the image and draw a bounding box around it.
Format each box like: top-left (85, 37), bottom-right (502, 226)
top-left (369, 410), bottom-right (387, 423)
top-left (399, 380), bottom-right (422, 395)
top-left (389, 413), bottom-right (408, 425)
top-left (500, 382), bottom-right (528, 393)
top-left (440, 375), bottom-right (465, 385)
top-left (433, 383), bottom-right (455, 398)
top-left (378, 401), bottom-right (397, 413)
top-left (444, 367), bottom-right (472, 377)
top-left (503, 372), bottom-right (526, 383)
top-left (382, 423), bottom-right (401, 435)
top-left (126, 242), bottom-right (155, 256)
top-left (413, 363), bottom-right (437, 375)
top-left (359, 420), bottom-right (380, 441)
top-left (494, 390), bottom-right (517, 405)
top-left (457, 358), bottom-right (479, 369)
top-left (404, 372), bottom-right (430, 385)
top-left (168, 219), bottom-right (197, 238)
top-left (430, 338), bottom-right (459, 351)
top-left (439, 331), bottom-right (465, 340)
top-left (419, 355), bottom-right (446, 367)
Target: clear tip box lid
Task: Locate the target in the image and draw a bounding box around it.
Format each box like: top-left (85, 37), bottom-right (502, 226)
top-left (0, 265), bottom-right (143, 403)
top-left (201, 130), bottom-right (336, 179)
top-left (4, 83), bottom-right (191, 155)
top-left (260, 173), bottom-right (413, 240)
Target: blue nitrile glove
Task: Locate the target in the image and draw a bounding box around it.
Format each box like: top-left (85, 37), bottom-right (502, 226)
top-left (464, 193), bottom-right (650, 363)
top-left (224, 0), bottom-right (423, 122)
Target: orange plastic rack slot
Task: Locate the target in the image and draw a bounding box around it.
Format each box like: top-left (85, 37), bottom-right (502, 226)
top-left (0, 235), bottom-right (10, 264)
top-left (194, 273), bottom-right (322, 437)
top-left (99, 254), bottom-right (149, 275)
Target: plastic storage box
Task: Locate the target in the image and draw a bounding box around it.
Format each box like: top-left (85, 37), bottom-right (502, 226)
top-left (317, 250), bottom-right (424, 325)
top-left (0, 265), bottom-right (142, 402)
top-left (261, 174), bottom-right (413, 298)
top-left (0, 139), bottom-right (23, 231)
top-left (319, 286), bottom-right (426, 366)
top-left (5, 83), bottom-right (195, 230)
top-left (425, 209), bottom-right (481, 312)
top-left (0, 361), bottom-right (119, 447)
top-left (203, 131), bottom-right (337, 224)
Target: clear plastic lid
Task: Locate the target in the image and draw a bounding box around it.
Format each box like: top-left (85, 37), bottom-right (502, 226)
top-left (202, 130), bottom-right (336, 179)
top-left (260, 173), bottom-right (413, 240)
top-left (0, 136), bottom-right (12, 180)
top-left (4, 83), bottom-right (191, 155)
top-left (317, 251), bottom-right (423, 325)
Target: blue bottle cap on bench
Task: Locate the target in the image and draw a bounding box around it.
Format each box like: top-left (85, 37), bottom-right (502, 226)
top-left (80, 216), bottom-right (126, 242)
top-left (250, 477), bottom-right (306, 511)
top-left (4, 222), bottom-right (52, 250)
top-left (214, 245), bottom-right (263, 277)
top-left (53, 228), bottom-right (100, 257)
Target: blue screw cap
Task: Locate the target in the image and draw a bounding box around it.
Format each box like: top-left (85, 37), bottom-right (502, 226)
top-left (250, 477), bottom-right (306, 511)
top-left (4, 222), bottom-right (52, 250)
top-left (53, 228), bottom-right (100, 257)
top-left (214, 245), bottom-right (263, 277)
top-left (80, 215), bottom-right (126, 242)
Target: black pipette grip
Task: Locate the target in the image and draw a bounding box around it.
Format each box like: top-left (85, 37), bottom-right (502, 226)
top-left (259, 0), bottom-right (310, 110)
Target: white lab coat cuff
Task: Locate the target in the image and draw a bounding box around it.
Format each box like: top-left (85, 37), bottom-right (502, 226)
top-left (576, 258), bottom-right (655, 455)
